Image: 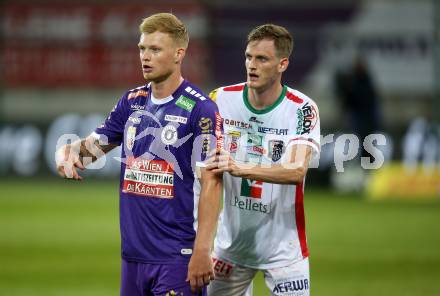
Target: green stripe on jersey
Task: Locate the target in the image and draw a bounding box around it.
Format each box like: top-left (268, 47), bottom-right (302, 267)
top-left (243, 84), bottom-right (287, 114)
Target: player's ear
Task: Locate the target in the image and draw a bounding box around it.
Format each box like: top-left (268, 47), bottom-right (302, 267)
top-left (278, 58), bottom-right (289, 73)
top-left (175, 48), bottom-right (186, 64)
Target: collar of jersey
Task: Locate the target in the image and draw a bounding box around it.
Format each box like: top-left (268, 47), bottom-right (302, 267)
top-left (147, 79), bottom-right (188, 106)
top-left (243, 84), bottom-right (287, 115)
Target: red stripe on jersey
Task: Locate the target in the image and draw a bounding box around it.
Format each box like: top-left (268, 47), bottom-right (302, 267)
top-left (223, 84), bottom-right (245, 92)
top-left (286, 91), bottom-right (303, 104)
top-left (295, 181), bottom-right (309, 258)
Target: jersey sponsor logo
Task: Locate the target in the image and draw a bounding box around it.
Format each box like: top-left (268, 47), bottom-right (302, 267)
top-left (269, 140), bottom-right (285, 162)
top-left (214, 112), bottom-right (224, 149)
top-left (130, 103), bottom-right (145, 111)
top-left (245, 145), bottom-right (265, 156)
top-left (241, 179), bottom-right (262, 199)
top-left (128, 116), bottom-right (141, 124)
top-left (232, 179), bottom-right (270, 213)
top-left (227, 131), bottom-right (241, 153)
top-left (272, 278), bottom-right (309, 295)
top-left (247, 133), bottom-right (263, 146)
top-left (175, 95), bottom-right (195, 111)
top-left (127, 90), bottom-right (148, 100)
top-left (212, 257), bottom-right (234, 279)
top-left (180, 248), bottom-right (192, 255)
top-left (161, 124), bottom-right (178, 145)
top-left (249, 116), bottom-right (264, 124)
top-left (199, 117), bottom-right (213, 133)
top-left (202, 135), bottom-right (210, 156)
top-left (165, 290), bottom-right (183, 296)
top-left (123, 157), bottom-right (174, 199)
top-left (224, 118), bottom-right (253, 129)
top-left (164, 114), bottom-right (187, 124)
top-left (126, 126), bottom-right (136, 151)
top-left (258, 126), bottom-right (288, 135)
top-left (232, 196), bottom-right (270, 213)
top-left (184, 86), bottom-right (206, 100)
top-left (296, 102), bottom-right (318, 135)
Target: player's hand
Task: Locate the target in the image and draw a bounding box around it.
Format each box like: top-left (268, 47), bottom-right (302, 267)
top-left (205, 148), bottom-right (240, 176)
top-left (55, 144), bottom-right (85, 181)
top-left (186, 249), bottom-right (215, 293)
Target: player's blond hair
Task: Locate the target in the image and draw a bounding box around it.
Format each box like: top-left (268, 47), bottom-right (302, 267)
top-left (247, 24), bottom-right (293, 58)
top-left (139, 13), bottom-right (189, 48)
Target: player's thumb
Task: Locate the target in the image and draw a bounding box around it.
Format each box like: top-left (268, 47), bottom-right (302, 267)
top-left (74, 160), bottom-right (85, 170)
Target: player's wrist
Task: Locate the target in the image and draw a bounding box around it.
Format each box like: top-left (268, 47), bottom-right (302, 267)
top-left (193, 245), bottom-right (211, 255)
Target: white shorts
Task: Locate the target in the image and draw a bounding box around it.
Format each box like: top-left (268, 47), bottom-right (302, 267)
top-left (208, 254), bottom-right (310, 296)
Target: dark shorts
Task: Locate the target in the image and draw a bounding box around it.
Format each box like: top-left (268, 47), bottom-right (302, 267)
top-left (120, 258), bottom-right (207, 296)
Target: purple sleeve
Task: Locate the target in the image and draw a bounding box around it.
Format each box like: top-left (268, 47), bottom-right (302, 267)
top-left (191, 101), bottom-right (224, 162)
top-left (94, 94), bottom-right (129, 146)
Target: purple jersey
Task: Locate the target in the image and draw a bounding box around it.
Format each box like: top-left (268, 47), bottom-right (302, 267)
top-left (93, 80), bottom-right (222, 264)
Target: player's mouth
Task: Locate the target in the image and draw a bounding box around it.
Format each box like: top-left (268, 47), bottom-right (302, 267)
top-left (142, 65), bottom-right (153, 73)
top-left (248, 73), bottom-right (259, 81)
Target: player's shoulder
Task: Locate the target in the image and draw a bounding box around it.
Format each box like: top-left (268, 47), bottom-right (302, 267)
top-left (284, 86), bottom-right (318, 109)
top-left (177, 81), bottom-right (218, 116)
top-left (181, 82), bottom-right (215, 107)
top-left (209, 82), bottom-right (246, 102)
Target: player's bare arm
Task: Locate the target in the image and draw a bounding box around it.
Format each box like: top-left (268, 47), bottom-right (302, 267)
top-left (186, 167), bottom-right (222, 292)
top-left (206, 144), bottom-right (312, 184)
top-left (56, 136), bottom-right (117, 180)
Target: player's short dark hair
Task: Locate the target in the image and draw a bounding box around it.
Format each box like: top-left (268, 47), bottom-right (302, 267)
top-left (139, 13), bottom-right (189, 48)
top-left (247, 24), bottom-right (293, 58)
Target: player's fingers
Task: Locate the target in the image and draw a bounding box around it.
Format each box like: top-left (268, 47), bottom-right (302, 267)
top-left (189, 276), bottom-right (198, 293)
top-left (209, 168), bottom-right (225, 176)
top-left (71, 167), bottom-right (82, 180)
top-left (205, 162), bottom-right (219, 170)
top-left (196, 275), bottom-right (204, 291)
top-left (218, 148), bottom-right (230, 156)
top-left (74, 160), bottom-right (85, 171)
top-left (62, 164), bottom-right (74, 179)
top-left (207, 148), bottom-right (220, 158)
top-left (57, 166), bottom-right (67, 178)
top-left (215, 166), bottom-right (231, 173)
top-left (204, 156), bottom-right (217, 166)
top-left (203, 274), bottom-right (211, 285)
top-left (217, 159), bottom-right (231, 169)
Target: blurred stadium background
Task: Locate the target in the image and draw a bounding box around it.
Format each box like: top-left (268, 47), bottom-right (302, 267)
top-left (1, 0), bottom-right (439, 295)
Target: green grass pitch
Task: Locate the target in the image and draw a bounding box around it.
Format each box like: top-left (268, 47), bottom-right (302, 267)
top-left (0, 178), bottom-right (439, 295)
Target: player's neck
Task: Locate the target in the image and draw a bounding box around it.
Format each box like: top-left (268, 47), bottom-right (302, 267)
top-left (150, 71), bottom-right (184, 99)
top-left (248, 82), bottom-right (283, 110)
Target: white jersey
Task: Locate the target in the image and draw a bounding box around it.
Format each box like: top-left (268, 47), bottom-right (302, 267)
top-left (210, 83), bottom-right (320, 269)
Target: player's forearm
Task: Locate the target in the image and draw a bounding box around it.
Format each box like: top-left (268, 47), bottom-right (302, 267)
top-left (68, 136), bottom-right (115, 166)
top-left (193, 173), bottom-right (222, 253)
top-left (234, 162), bottom-right (306, 185)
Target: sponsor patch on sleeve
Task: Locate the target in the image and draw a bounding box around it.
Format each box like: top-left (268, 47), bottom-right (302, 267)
top-left (296, 102), bottom-right (318, 135)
